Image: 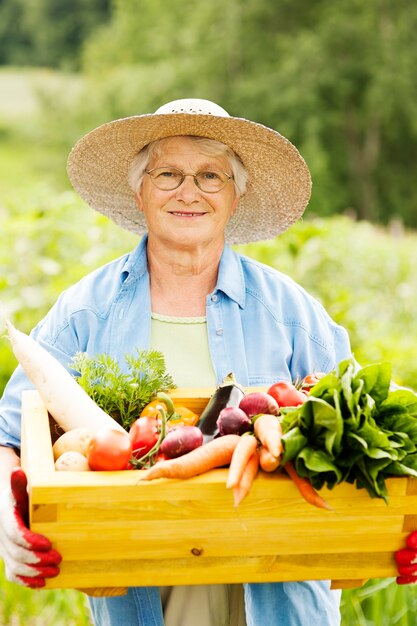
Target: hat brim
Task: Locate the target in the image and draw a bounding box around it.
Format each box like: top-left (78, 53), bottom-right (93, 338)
top-left (67, 112), bottom-right (311, 244)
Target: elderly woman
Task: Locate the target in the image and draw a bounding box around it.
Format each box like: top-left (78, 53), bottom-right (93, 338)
top-left (1, 98), bottom-right (412, 625)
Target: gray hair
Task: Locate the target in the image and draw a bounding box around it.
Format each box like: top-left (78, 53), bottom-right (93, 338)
top-left (128, 136), bottom-right (248, 197)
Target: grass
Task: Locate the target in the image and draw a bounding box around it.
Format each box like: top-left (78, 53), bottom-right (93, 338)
top-left (0, 563), bottom-right (92, 626)
top-left (341, 578), bottom-right (417, 625)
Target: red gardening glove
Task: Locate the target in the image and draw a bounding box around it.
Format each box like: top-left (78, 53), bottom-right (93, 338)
top-left (395, 531), bottom-right (417, 584)
top-left (0, 468), bottom-right (62, 588)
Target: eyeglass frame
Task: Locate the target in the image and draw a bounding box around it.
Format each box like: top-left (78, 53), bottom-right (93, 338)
top-left (145, 166), bottom-right (234, 193)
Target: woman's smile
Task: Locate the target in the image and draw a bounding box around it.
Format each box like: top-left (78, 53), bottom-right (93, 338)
top-left (168, 210), bottom-right (207, 218)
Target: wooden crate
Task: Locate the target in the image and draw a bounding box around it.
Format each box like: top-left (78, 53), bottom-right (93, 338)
top-left (20, 389), bottom-right (417, 594)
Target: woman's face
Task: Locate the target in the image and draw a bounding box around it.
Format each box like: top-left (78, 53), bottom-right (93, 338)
top-left (134, 137), bottom-right (239, 251)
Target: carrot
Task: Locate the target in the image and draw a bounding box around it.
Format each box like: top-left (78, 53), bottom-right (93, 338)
top-left (140, 434), bottom-right (240, 480)
top-left (6, 320), bottom-right (126, 434)
top-left (233, 450), bottom-right (260, 507)
top-left (226, 433), bottom-right (258, 490)
top-left (284, 461), bottom-right (333, 511)
top-left (259, 445), bottom-right (280, 473)
top-left (253, 414), bottom-right (283, 458)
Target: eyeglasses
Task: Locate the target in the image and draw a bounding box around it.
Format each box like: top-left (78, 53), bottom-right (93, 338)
top-left (145, 166), bottom-right (233, 193)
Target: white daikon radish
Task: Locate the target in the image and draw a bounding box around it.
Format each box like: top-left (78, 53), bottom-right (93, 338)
top-left (6, 320), bottom-right (126, 434)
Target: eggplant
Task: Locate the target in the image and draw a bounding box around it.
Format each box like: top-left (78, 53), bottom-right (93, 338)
top-left (197, 372), bottom-right (245, 443)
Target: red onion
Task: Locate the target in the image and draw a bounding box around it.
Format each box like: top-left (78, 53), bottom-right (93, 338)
top-left (239, 392), bottom-right (279, 417)
top-left (160, 426), bottom-right (203, 458)
top-left (216, 406), bottom-right (252, 436)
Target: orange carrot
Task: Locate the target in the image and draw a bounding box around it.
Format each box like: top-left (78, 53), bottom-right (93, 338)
top-left (233, 449), bottom-right (260, 507)
top-left (284, 461), bottom-right (332, 511)
top-left (226, 433), bottom-right (258, 490)
top-left (140, 434), bottom-right (240, 480)
top-left (253, 414), bottom-right (283, 458)
top-left (259, 445), bottom-right (280, 473)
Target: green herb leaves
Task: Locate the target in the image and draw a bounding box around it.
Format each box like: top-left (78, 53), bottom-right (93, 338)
top-left (281, 358), bottom-right (417, 502)
top-left (71, 350), bottom-right (175, 430)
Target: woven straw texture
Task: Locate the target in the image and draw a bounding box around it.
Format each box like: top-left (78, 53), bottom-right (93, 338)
top-left (67, 110), bottom-right (311, 244)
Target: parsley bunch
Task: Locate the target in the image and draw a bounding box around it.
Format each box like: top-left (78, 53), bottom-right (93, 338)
top-left (71, 350), bottom-right (176, 430)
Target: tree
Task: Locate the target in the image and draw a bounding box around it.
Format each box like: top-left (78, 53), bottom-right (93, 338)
top-left (0, 0), bottom-right (111, 68)
top-left (7, 0), bottom-right (415, 226)
top-left (81, 0), bottom-right (417, 225)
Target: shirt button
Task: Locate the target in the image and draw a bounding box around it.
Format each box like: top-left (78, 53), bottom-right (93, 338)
top-left (211, 294), bottom-right (218, 302)
top-left (216, 328), bottom-right (223, 336)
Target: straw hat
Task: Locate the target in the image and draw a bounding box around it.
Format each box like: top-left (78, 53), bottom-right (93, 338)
top-left (67, 98), bottom-right (311, 244)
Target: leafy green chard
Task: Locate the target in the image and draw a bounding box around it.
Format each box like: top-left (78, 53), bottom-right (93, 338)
top-left (280, 358), bottom-right (417, 502)
top-left (71, 350), bottom-right (175, 430)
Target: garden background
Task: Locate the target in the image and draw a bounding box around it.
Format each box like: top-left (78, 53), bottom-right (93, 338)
top-left (0, 1), bottom-right (416, 624)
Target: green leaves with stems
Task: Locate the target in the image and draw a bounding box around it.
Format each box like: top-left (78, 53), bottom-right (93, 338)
top-left (281, 358), bottom-right (417, 501)
top-left (71, 350), bottom-right (175, 430)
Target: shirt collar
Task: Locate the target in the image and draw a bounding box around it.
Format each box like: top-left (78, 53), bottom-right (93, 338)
top-left (120, 235), bottom-right (148, 283)
top-left (216, 245), bottom-right (246, 308)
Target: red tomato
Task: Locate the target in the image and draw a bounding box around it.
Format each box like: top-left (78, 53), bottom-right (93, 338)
top-left (267, 381), bottom-right (307, 407)
top-left (87, 428), bottom-right (132, 471)
top-left (301, 372), bottom-right (326, 390)
top-left (129, 415), bottom-right (159, 459)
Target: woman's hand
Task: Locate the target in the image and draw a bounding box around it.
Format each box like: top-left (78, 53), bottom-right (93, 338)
top-left (395, 531), bottom-right (417, 584)
top-left (0, 468), bottom-right (62, 588)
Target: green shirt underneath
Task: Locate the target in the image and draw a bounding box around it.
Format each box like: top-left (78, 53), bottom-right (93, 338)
top-left (150, 312), bottom-right (218, 388)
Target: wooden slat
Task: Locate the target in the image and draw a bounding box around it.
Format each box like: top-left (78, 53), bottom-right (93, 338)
top-left (41, 552), bottom-right (396, 589)
top-left (21, 391), bottom-right (55, 476)
top-left (402, 477), bottom-right (417, 532)
top-left (29, 521), bottom-right (407, 561)
top-left (331, 579), bottom-right (369, 590)
top-left (42, 498), bottom-right (415, 523)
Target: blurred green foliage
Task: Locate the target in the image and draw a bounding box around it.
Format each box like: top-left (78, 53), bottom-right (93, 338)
top-left (1, 2), bottom-right (416, 226)
top-left (0, 0), bottom-right (110, 69)
top-left (341, 577), bottom-right (417, 625)
top-left (3, 0), bottom-right (413, 228)
top-left (0, 562), bottom-right (92, 625)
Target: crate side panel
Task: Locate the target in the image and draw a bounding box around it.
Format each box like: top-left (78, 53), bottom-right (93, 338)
top-left (27, 471), bottom-right (414, 508)
top-left (41, 552), bottom-right (397, 589)
top-left (21, 391), bottom-right (55, 475)
top-left (30, 516), bottom-right (407, 561)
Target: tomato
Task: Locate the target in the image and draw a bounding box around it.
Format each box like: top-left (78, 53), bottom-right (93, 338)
top-left (301, 372), bottom-right (326, 390)
top-left (129, 415), bottom-right (159, 459)
top-left (87, 428), bottom-right (132, 471)
top-left (267, 381), bottom-right (307, 407)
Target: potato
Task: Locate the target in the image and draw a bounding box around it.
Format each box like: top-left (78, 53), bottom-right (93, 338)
top-left (52, 427), bottom-right (93, 461)
top-left (55, 450), bottom-right (90, 471)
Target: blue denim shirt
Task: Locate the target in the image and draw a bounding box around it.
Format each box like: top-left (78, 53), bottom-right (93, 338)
top-left (0, 235), bottom-right (351, 449)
